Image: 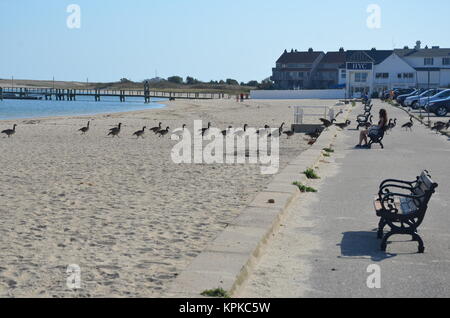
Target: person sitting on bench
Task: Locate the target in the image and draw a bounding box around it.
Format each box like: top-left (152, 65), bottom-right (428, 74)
top-left (356, 109), bottom-right (388, 148)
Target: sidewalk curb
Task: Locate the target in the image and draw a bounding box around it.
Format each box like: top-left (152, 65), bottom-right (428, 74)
top-left (165, 107), bottom-right (351, 298)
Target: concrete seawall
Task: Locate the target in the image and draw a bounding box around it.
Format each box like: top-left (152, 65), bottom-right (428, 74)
top-left (166, 107), bottom-right (351, 298)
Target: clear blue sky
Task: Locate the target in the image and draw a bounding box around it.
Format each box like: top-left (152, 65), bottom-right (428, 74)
top-left (1, 0), bottom-right (449, 83)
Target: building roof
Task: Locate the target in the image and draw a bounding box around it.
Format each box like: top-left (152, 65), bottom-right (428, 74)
top-left (346, 50), bottom-right (393, 64)
top-left (276, 50), bottom-right (324, 64)
top-left (320, 51), bottom-right (347, 64)
top-left (394, 48), bottom-right (450, 57)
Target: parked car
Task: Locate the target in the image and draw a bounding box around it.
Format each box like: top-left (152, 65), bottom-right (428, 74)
top-left (405, 89), bottom-right (442, 109)
top-left (393, 88), bottom-right (416, 100)
top-left (381, 88), bottom-right (414, 100)
top-left (419, 89), bottom-right (450, 108)
top-left (397, 89), bottom-right (422, 106)
top-left (425, 96), bottom-right (450, 117)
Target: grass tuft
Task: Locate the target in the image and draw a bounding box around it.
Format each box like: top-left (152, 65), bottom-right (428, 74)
top-left (323, 148), bottom-right (335, 153)
top-left (201, 288), bottom-right (230, 298)
top-left (293, 182), bottom-right (318, 193)
top-left (303, 168), bottom-right (320, 179)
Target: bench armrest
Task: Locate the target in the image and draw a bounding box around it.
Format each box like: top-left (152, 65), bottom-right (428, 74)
top-left (379, 179), bottom-right (415, 189)
top-left (379, 183), bottom-right (415, 194)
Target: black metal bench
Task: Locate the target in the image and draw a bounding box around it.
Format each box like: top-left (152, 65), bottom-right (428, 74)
top-left (374, 170), bottom-right (438, 253)
top-left (356, 113), bottom-right (373, 130)
top-left (368, 125), bottom-right (388, 149)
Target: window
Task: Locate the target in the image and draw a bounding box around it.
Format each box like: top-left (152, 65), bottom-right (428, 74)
top-left (376, 73), bottom-right (389, 79)
top-left (355, 73), bottom-right (368, 82)
top-left (403, 73), bottom-right (414, 79)
top-left (441, 91), bottom-right (450, 98)
top-left (424, 58), bottom-right (434, 66)
top-left (341, 70), bottom-right (346, 79)
top-left (443, 58), bottom-right (450, 65)
top-left (398, 73), bottom-right (402, 79)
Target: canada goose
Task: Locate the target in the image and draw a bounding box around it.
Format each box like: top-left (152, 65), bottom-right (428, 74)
top-left (222, 126), bottom-right (233, 136)
top-left (256, 125), bottom-right (270, 135)
top-left (79, 121), bottom-right (90, 134)
top-left (268, 123), bottom-right (285, 138)
top-left (402, 117), bottom-right (414, 131)
top-left (157, 127), bottom-right (170, 137)
top-left (431, 120), bottom-right (450, 133)
top-left (133, 126), bottom-right (146, 138)
top-left (199, 122), bottom-right (212, 137)
top-left (108, 123), bottom-right (122, 137)
top-left (235, 124), bottom-right (249, 138)
top-left (150, 122), bottom-right (162, 134)
top-left (306, 129), bottom-right (322, 139)
top-left (334, 120), bottom-right (351, 129)
top-left (2, 124), bottom-right (17, 138)
top-left (334, 110), bottom-right (344, 119)
top-left (172, 124), bottom-right (187, 140)
top-left (388, 119), bottom-right (397, 130)
top-left (283, 130), bottom-right (295, 139)
top-left (109, 123), bottom-right (121, 132)
top-left (320, 118), bottom-right (335, 128)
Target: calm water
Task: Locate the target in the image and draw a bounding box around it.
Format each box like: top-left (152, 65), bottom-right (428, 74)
top-left (0, 96), bottom-right (166, 120)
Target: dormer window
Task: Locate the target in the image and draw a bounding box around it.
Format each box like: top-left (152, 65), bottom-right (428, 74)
top-left (424, 58), bottom-right (434, 66)
top-left (443, 57), bottom-right (450, 65)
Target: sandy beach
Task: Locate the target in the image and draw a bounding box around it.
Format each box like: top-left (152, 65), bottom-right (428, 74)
top-left (0, 98), bottom-right (342, 297)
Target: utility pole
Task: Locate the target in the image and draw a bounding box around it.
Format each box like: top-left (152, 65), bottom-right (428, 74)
top-left (427, 70), bottom-right (431, 126)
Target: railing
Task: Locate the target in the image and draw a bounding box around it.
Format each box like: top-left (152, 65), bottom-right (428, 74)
top-left (294, 106), bottom-right (334, 124)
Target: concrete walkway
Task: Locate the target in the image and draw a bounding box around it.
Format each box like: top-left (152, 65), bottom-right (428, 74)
top-left (238, 100), bottom-right (450, 298)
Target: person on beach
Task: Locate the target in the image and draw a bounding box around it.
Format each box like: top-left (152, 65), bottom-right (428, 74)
top-left (356, 108), bottom-right (388, 149)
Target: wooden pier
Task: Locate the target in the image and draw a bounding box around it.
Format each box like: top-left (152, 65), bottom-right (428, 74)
top-left (0, 83), bottom-right (229, 103)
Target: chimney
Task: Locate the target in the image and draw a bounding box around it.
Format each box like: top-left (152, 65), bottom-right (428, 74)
top-left (432, 46), bottom-right (440, 49)
top-left (308, 48), bottom-right (313, 53)
top-left (371, 47), bottom-right (376, 51)
top-left (403, 46), bottom-right (409, 50)
top-left (339, 47), bottom-right (345, 53)
top-left (415, 41), bottom-right (421, 50)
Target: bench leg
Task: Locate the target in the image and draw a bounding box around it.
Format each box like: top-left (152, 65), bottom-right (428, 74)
top-left (412, 232), bottom-right (425, 254)
top-left (380, 231), bottom-right (395, 252)
top-left (377, 219), bottom-right (386, 239)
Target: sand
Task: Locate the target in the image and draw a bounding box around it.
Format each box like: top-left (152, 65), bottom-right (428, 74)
top-left (0, 98), bottom-right (343, 297)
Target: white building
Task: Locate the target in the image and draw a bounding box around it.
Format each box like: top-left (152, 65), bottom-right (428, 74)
top-left (395, 43), bottom-right (450, 89)
top-left (372, 53), bottom-right (417, 95)
top-left (344, 49), bottom-right (393, 97)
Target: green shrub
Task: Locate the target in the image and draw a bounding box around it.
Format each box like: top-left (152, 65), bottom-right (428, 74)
top-left (323, 148), bottom-right (334, 153)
